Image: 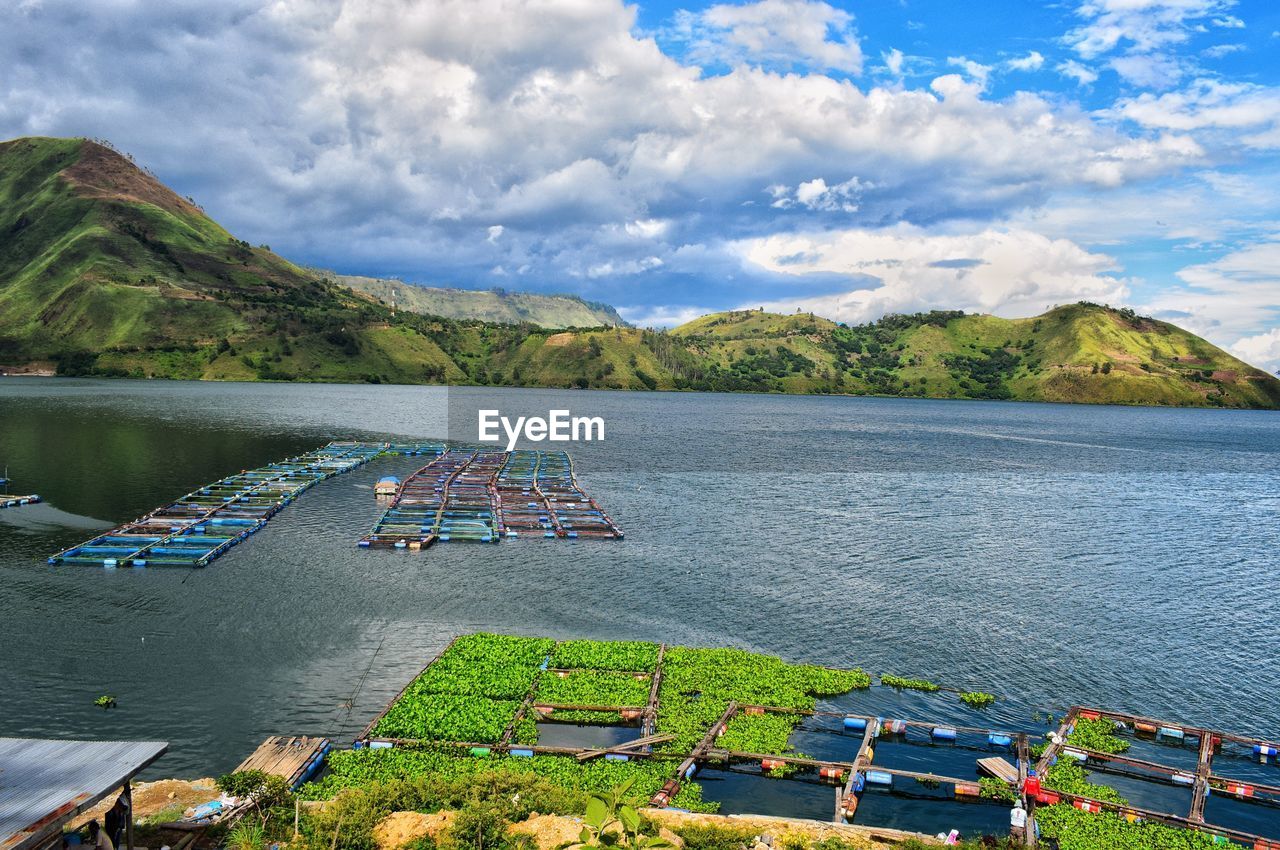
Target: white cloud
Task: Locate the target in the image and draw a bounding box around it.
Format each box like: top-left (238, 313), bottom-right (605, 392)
top-left (1139, 236), bottom-right (1280, 361)
top-left (1007, 51), bottom-right (1046, 72)
top-left (671, 0), bottom-right (863, 73)
top-left (769, 176), bottom-right (869, 212)
top-left (947, 56), bottom-right (993, 89)
top-left (1057, 59), bottom-right (1100, 86)
top-left (1202, 43), bottom-right (1245, 57)
top-left (487, 225), bottom-right (504, 243)
top-left (1066, 0), bottom-right (1235, 59)
top-left (1232, 328), bottom-right (1280, 373)
top-left (736, 225), bottom-right (1130, 323)
top-left (1109, 53), bottom-right (1185, 88)
top-left (618, 304), bottom-right (709, 328)
top-left (881, 48), bottom-right (904, 76)
top-left (1112, 79), bottom-right (1280, 149)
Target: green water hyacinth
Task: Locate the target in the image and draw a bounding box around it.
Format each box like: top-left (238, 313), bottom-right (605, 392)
top-left (880, 674), bottom-right (939, 692)
top-left (537, 670), bottom-right (650, 707)
top-left (1067, 717), bottom-right (1131, 754)
top-left (959, 691), bottom-right (996, 708)
top-left (1035, 803), bottom-right (1225, 850)
top-left (551, 640), bottom-right (661, 672)
top-left (373, 694), bottom-right (522, 743)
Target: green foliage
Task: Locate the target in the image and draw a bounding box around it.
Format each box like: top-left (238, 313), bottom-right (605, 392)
top-left (959, 691), bottom-right (997, 708)
top-left (536, 670), bottom-right (650, 707)
top-left (300, 747), bottom-right (713, 813)
top-left (1035, 803), bottom-right (1224, 850)
top-left (573, 779), bottom-right (674, 850)
top-left (716, 713), bottom-right (805, 756)
top-left (880, 674), bottom-right (939, 692)
top-left (551, 641), bottom-right (660, 672)
top-left (978, 777), bottom-right (1017, 802)
top-left (224, 818), bottom-right (267, 850)
top-left (94, 694), bottom-right (117, 708)
top-left (657, 648), bottom-right (869, 752)
top-left (373, 634), bottom-right (554, 742)
top-left (1043, 760), bottom-right (1126, 804)
top-left (1068, 718), bottom-right (1131, 754)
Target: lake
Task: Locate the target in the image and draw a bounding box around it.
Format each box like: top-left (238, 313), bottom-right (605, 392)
top-left (1, 378), bottom-right (1277, 829)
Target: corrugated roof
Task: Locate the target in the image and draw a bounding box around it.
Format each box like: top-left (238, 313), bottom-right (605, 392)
top-left (0, 738), bottom-right (168, 850)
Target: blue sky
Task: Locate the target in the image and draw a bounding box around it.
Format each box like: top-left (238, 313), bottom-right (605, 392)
top-left (3, 0), bottom-right (1280, 369)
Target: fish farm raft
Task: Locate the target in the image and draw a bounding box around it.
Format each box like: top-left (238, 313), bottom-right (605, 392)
top-left (48, 442), bottom-right (621, 568)
top-left (0, 475), bottom-right (40, 510)
top-left (291, 633), bottom-right (1280, 849)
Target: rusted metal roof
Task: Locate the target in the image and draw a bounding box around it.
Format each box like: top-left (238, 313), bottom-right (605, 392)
top-left (0, 738), bottom-right (168, 850)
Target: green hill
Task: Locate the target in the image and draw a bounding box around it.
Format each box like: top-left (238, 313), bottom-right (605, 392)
top-left (1, 135), bottom-right (1276, 408)
top-left (329, 273), bottom-right (626, 328)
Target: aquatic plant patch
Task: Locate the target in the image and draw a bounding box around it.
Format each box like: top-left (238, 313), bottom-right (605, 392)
top-left (408, 633), bottom-right (555, 699)
top-left (656, 647), bottom-right (869, 752)
top-left (537, 669), bottom-right (650, 707)
top-left (880, 674), bottom-right (939, 692)
top-left (716, 713), bottom-right (805, 756)
top-left (1042, 760), bottom-right (1126, 804)
top-left (551, 640), bottom-right (660, 672)
top-left (373, 694), bottom-right (522, 743)
top-left (959, 691), bottom-right (996, 708)
top-left (302, 747), bottom-right (715, 812)
top-left (1035, 803), bottom-right (1223, 850)
top-left (1067, 717), bottom-right (1131, 754)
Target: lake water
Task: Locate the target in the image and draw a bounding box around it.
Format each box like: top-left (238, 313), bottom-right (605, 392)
top-left (2, 378), bottom-right (1278, 835)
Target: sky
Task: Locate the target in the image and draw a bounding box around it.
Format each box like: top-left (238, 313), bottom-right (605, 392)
top-left (3, 0), bottom-right (1280, 370)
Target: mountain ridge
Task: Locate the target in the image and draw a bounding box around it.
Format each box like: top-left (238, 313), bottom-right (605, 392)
top-left (1, 135), bottom-right (1277, 409)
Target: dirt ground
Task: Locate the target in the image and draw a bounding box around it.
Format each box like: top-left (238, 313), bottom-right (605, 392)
top-left (371, 807), bottom-right (937, 850)
top-left (69, 778), bottom-right (221, 831)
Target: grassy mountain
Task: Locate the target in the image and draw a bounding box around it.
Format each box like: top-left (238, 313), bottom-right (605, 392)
top-left (664, 306), bottom-right (1280, 408)
top-left (330, 272), bottom-right (626, 328)
top-left (1, 135), bottom-right (1277, 408)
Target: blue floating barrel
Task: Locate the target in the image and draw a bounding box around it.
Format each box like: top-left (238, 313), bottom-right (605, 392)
top-left (932, 727), bottom-right (957, 742)
top-left (988, 734), bottom-right (1013, 747)
top-left (132, 560), bottom-right (146, 568)
top-left (1062, 748), bottom-right (1087, 761)
top-left (510, 748), bottom-right (534, 758)
top-left (1172, 772), bottom-right (1195, 786)
top-left (1159, 727), bottom-right (1185, 740)
top-left (843, 716), bottom-right (868, 732)
top-left (852, 773), bottom-right (866, 793)
top-left (103, 558), bottom-right (118, 568)
top-left (358, 540), bottom-right (371, 547)
top-left (866, 770), bottom-right (893, 787)
top-left (684, 764), bottom-right (697, 779)
top-left (1254, 744), bottom-right (1279, 758)
top-left (605, 753), bottom-right (630, 762)
top-left (369, 741), bottom-right (394, 749)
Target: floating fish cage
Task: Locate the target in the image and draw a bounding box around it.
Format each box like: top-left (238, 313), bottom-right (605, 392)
top-left (1, 493), bottom-right (40, 509)
top-left (359, 448), bottom-right (623, 549)
top-left (49, 442), bottom-right (384, 567)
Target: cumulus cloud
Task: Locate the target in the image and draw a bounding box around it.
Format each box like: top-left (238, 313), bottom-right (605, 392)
top-left (1232, 329), bottom-right (1280, 373)
top-left (1139, 236), bottom-right (1280, 366)
top-left (1064, 0), bottom-right (1241, 90)
top-left (1111, 79), bottom-right (1280, 149)
top-left (668, 0), bottom-right (863, 73)
top-left (1057, 60), bottom-right (1101, 86)
top-left (0, 0), bottom-right (1262, 340)
top-left (735, 225), bottom-right (1130, 323)
top-left (1007, 51), bottom-right (1046, 72)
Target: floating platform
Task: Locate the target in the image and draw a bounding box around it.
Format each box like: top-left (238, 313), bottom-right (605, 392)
top-left (49, 442), bottom-right (383, 567)
top-left (360, 449), bottom-right (622, 548)
top-left (234, 736), bottom-right (331, 790)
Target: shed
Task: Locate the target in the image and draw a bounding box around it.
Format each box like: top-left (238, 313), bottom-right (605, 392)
top-left (0, 738), bottom-right (168, 850)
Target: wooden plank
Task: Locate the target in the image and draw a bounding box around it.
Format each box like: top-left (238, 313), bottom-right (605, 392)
top-left (641, 644), bottom-right (666, 740)
top-left (576, 734), bottom-right (675, 762)
top-left (977, 757), bottom-right (1018, 784)
top-left (1190, 729), bottom-right (1215, 822)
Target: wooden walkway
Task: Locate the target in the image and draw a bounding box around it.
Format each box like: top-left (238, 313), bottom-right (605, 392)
top-left (234, 736), bottom-right (331, 790)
